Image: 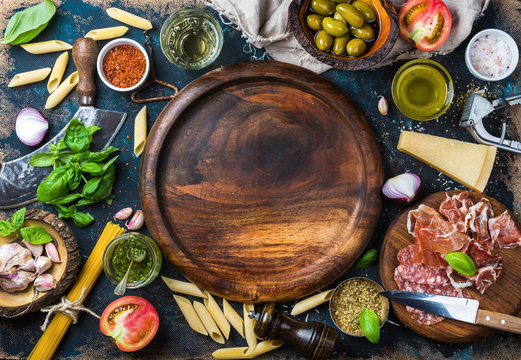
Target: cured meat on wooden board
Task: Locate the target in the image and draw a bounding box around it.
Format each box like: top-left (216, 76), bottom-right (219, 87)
top-left (380, 191), bottom-right (521, 343)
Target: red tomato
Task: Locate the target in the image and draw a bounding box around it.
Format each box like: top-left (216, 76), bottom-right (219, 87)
top-left (100, 296), bottom-right (159, 352)
top-left (398, 0), bottom-right (452, 51)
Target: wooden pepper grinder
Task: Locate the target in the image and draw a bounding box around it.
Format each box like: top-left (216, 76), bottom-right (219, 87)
top-left (251, 303), bottom-right (337, 360)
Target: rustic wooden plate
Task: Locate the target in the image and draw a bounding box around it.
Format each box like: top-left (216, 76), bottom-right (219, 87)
top-left (140, 61), bottom-right (383, 302)
top-left (380, 190), bottom-right (521, 343)
top-left (0, 209), bottom-right (80, 317)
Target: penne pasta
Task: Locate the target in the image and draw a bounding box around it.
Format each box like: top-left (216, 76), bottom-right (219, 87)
top-left (193, 301), bottom-right (225, 344)
top-left (85, 26), bottom-right (128, 41)
top-left (223, 299), bottom-right (245, 338)
top-left (173, 295), bottom-right (208, 336)
top-left (21, 40), bottom-right (72, 54)
top-left (106, 8), bottom-right (153, 30)
top-left (133, 106), bottom-right (147, 157)
top-left (8, 67), bottom-right (51, 87)
top-left (212, 339), bottom-right (284, 359)
top-left (243, 303), bottom-right (257, 351)
top-left (47, 52), bottom-right (68, 93)
top-left (203, 291), bottom-right (231, 340)
top-left (45, 71), bottom-right (78, 109)
top-left (290, 289), bottom-right (334, 316)
top-left (161, 276), bottom-right (207, 298)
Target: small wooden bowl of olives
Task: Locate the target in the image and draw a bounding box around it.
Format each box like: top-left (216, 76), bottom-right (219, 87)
top-left (288, 0), bottom-right (399, 70)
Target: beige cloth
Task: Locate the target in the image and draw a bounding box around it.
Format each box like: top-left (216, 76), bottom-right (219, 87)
top-left (205, 0), bottom-right (490, 73)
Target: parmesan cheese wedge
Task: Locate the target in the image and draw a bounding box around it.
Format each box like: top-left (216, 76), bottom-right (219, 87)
top-left (397, 131), bottom-right (497, 193)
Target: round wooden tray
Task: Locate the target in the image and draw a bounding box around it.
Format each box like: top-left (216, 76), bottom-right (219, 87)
top-left (140, 61), bottom-right (383, 302)
top-left (380, 190), bottom-right (521, 343)
top-left (0, 209), bottom-right (80, 317)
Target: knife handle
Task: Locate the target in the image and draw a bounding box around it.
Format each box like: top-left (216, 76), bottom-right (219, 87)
top-left (72, 38), bottom-right (98, 107)
top-left (476, 309), bottom-right (521, 334)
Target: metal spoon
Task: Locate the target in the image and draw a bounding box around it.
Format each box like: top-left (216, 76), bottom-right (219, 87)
top-left (114, 248), bottom-right (146, 296)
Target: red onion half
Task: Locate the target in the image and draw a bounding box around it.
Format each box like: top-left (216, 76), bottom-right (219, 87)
top-left (15, 107), bottom-right (48, 146)
top-left (382, 172), bottom-right (421, 205)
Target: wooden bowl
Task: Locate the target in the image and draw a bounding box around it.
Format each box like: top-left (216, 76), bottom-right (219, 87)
top-left (0, 209), bottom-right (80, 317)
top-left (288, 0), bottom-right (399, 70)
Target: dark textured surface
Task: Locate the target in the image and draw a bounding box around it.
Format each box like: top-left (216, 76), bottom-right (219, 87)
top-left (1, 0), bottom-right (521, 359)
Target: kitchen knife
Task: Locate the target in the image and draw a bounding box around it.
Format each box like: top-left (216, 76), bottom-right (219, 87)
top-left (0, 38), bottom-right (126, 210)
top-left (380, 290), bottom-right (521, 334)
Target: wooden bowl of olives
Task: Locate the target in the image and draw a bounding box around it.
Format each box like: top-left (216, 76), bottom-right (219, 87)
top-left (288, 0), bottom-right (399, 70)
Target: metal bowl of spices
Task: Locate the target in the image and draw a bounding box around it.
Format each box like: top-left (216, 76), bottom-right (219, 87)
top-left (97, 38), bottom-right (150, 92)
top-left (103, 232), bottom-right (162, 289)
top-left (329, 277), bottom-right (389, 336)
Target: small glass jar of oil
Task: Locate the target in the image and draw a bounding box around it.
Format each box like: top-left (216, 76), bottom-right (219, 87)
top-left (391, 59), bottom-right (453, 121)
top-left (160, 8), bottom-right (223, 70)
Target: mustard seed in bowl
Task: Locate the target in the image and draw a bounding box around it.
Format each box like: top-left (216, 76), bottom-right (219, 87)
top-left (329, 277), bottom-right (389, 336)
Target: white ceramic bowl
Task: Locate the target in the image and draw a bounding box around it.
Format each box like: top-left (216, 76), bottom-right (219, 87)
top-left (465, 29), bottom-right (519, 82)
top-left (97, 38), bottom-right (150, 92)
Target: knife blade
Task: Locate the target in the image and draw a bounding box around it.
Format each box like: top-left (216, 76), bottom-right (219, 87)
top-left (0, 38), bottom-right (126, 210)
top-left (380, 290), bottom-right (521, 334)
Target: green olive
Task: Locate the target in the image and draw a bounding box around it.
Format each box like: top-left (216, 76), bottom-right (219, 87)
top-left (311, 0), bottom-right (336, 16)
top-left (333, 11), bottom-right (346, 23)
top-left (335, 3), bottom-right (364, 28)
top-left (329, 0), bottom-right (347, 3)
top-left (315, 30), bottom-right (334, 51)
top-left (350, 23), bottom-right (375, 41)
top-left (322, 17), bottom-right (349, 37)
top-left (332, 34), bottom-right (350, 55)
top-left (346, 38), bottom-right (367, 57)
top-left (352, 1), bottom-right (377, 22)
top-left (306, 14), bottom-right (324, 31)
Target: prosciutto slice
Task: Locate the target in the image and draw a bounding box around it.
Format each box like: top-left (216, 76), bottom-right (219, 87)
top-left (465, 199), bottom-right (494, 250)
top-left (439, 191), bottom-right (473, 232)
top-left (489, 211), bottom-right (521, 248)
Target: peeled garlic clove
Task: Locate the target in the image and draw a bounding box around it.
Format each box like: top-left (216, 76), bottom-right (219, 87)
top-left (45, 242), bottom-right (61, 263)
top-left (125, 210), bottom-right (144, 230)
top-left (114, 207), bottom-right (133, 221)
top-left (35, 256), bottom-right (53, 275)
top-left (378, 96), bottom-right (388, 115)
top-left (22, 240), bottom-right (43, 258)
top-left (34, 273), bottom-right (56, 292)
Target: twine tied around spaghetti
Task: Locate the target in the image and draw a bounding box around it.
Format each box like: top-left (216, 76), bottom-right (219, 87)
top-left (40, 287), bottom-right (100, 331)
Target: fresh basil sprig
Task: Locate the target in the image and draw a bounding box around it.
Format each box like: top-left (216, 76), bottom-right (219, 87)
top-left (29, 118), bottom-right (119, 228)
top-left (20, 226), bottom-right (53, 245)
top-left (355, 249), bottom-right (379, 269)
top-left (359, 308), bottom-right (380, 344)
top-left (0, 0), bottom-right (56, 45)
top-left (445, 252), bottom-right (477, 276)
top-left (0, 208), bottom-right (26, 236)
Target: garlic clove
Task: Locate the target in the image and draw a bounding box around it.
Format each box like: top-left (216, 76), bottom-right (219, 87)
top-left (125, 210), bottom-right (144, 230)
top-left (22, 240), bottom-right (43, 258)
top-left (378, 96), bottom-right (388, 115)
top-left (35, 256), bottom-right (53, 275)
top-left (20, 258), bottom-right (36, 272)
top-left (114, 207), bottom-right (133, 221)
top-left (34, 273), bottom-right (56, 292)
top-left (45, 242), bottom-right (61, 263)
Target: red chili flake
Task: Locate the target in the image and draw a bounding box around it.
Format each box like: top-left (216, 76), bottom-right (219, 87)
top-left (103, 45), bottom-right (146, 88)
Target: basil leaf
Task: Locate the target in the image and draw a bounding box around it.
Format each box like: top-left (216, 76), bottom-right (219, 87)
top-left (74, 146), bottom-right (119, 162)
top-left (0, 0), bottom-right (56, 45)
top-left (20, 226), bottom-right (53, 244)
top-left (0, 221), bottom-right (16, 237)
top-left (64, 118), bottom-right (90, 153)
top-left (445, 252), bottom-right (477, 276)
top-left (10, 208), bottom-right (26, 230)
top-left (355, 249), bottom-right (379, 269)
top-left (80, 162), bottom-right (102, 175)
top-left (83, 163), bottom-right (115, 201)
top-left (46, 193), bottom-right (82, 205)
top-left (66, 166), bottom-right (82, 190)
top-left (51, 139), bottom-right (68, 154)
top-left (29, 153), bottom-right (55, 167)
top-left (58, 152), bottom-right (74, 163)
top-left (76, 198), bottom-right (98, 207)
top-left (86, 125), bottom-right (100, 141)
top-left (37, 165), bottom-right (72, 202)
top-left (72, 211), bottom-right (94, 228)
top-left (54, 204), bottom-right (76, 219)
top-left (359, 308), bottom-right (380, 344)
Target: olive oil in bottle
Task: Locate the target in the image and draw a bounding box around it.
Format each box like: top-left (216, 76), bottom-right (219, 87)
top-left (160, 8), bottom-right (223, 70)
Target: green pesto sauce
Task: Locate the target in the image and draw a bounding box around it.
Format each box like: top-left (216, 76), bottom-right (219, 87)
top-left (110, 237), bottom-right (152, 283)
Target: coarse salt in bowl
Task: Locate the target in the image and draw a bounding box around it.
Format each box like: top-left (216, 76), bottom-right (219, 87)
top-left (465, 29), bottom-right (519, 81)
top-left (97, 38), bottom-right (150, 92)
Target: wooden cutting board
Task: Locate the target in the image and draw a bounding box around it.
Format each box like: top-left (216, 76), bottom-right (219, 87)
top-left (380, 190), bottom-right (521, 343)
top-left (140, 61), bottom-right (383, 302)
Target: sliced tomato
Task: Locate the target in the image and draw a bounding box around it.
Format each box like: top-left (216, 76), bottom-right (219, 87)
top-left (398, 0), bottom-right (452, 51)
top-left (100, 296), bottom-right (159, 352)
